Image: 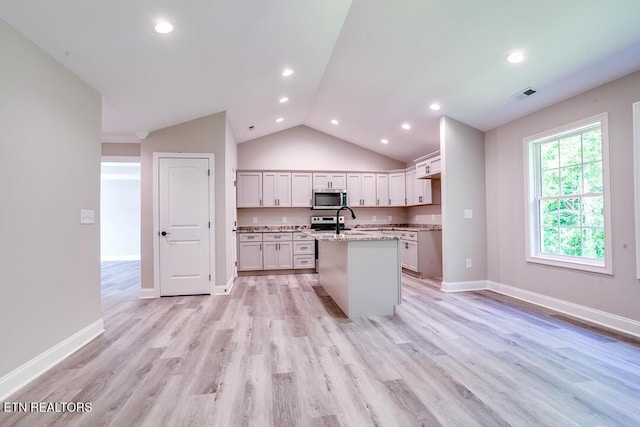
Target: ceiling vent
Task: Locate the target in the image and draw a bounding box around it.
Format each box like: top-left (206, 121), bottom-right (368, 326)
top-left (511, 87), bottom-right (537, 101)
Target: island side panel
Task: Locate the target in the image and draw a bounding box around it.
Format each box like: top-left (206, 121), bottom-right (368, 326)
top-left (318, 240), bottom-right (351, 317)
top-left (347, 239), bottom-right (401, 318)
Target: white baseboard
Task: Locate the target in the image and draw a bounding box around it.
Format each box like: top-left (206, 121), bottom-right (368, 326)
top-left (139, 287), bottom-right (159, 299)
top-left (486, 280), bottom-right (640, 338)
top-left (439, 279), bottom-right (640, 338)
top-left (0, 319), bottom-right (104, 401)
top-left (440, 280), bottom-right (489, 292)
top-left (213, 276), bottom-right (235, 295)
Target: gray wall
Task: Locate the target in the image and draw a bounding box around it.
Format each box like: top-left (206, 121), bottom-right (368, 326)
top-left (140, 112), bottom-right (237, 290)
top-left (441, 116), bottom-right (487, 283)
top-left (485, 70), bottom-right (640, 321)
top-left (238, 125), bottom-right (406, 171)
top-left (0, 19), bottom-right (102, 377)
top-left (101, 142), bottom-right (140, 157)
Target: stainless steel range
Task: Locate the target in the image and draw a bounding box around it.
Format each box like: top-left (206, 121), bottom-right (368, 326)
top-left (310, 215), bottom-right (348, 232)
top-left (309, 215), bottom-right (349, 272)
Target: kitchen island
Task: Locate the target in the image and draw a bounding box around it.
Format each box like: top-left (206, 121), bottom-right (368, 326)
top-left (306, 231), bottom-right (401, 318)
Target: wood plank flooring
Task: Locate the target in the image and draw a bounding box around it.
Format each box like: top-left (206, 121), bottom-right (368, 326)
top-left (2, 261), bottom-right (640, 426)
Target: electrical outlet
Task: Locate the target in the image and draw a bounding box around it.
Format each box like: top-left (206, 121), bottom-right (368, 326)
top-left (252, 217), bottom-right (257, 224)
top-left (464, 209), bottom-right (473, 219)
top-left (282, 217), bottom-right (287, 223)
top-left (388, 215), bottom-right (392, 222)
top-left (80, 209), bottom-right (95, 224)
top-left (431, 214), bottom-right (436, 222)
top-left (372, 216), bottom-right (377, 222)
top-left (466, 258), bottom-right (472, 268)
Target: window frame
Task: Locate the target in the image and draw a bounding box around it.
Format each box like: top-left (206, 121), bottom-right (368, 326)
top-left (524, 112), bottom-right (613, 275)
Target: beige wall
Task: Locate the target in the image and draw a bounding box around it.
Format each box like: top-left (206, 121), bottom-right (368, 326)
top-left (238, 125), bottom-right (406, 171)
top-left (0, 19), bottom-right (102, 377)
top-left (441, 116), bottom-right (487, 283)
top-left (101, 142), bottom-right (140, 157)
top-left (140, 112), bottom-right (236, 290)
top-left (485, 70), bottom-right (640, 321)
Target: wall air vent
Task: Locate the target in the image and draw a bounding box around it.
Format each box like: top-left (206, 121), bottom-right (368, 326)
top-left (511, 87), bottom-right (537, 101)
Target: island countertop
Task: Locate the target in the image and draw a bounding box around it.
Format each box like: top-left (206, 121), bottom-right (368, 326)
top-left (302, 230), bottom-right (399, 242)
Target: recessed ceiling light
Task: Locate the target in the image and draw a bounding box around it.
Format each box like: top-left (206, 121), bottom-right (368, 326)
top-left (282, 68), bottom-right (294, 77)
top-left (276, 117), bottom-right (284, 123)
top-left (331, 119), bottom-right (339, 125)
top-left (506, 50), bottom-right (525, 64)
top-left (155, 21), bottom-right (174, 34)
top-left (401, 123), bottom-right (411, 130)
top-left (429, 103), bottom-right (441, 111)
top-left (279, 97), bottom-right (289, 103)
top-left (381, 139), bottom-right (389, 144)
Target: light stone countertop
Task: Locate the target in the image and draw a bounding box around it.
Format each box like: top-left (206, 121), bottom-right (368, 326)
top-left (302, 230), bottom-right (398, 242)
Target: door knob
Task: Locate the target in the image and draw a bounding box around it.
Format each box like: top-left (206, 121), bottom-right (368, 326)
top-left (161, 231), bottom-right (170, 236)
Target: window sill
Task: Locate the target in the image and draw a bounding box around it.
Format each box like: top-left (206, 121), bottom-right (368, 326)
top-left (526, 254), bottom-right (612, 275)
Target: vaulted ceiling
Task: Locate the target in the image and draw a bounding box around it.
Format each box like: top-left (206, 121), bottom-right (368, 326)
top-left (2, 0), bottom-right (640, 162)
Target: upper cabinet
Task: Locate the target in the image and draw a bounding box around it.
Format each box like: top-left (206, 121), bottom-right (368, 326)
top-left (414, 178), bottom-right (433, 205)
top-left (389, 172), bottom-right (406, 207)
top-left (313, 173), bottom-right (347, 190)
top-left (405, 169), bottom-right (416, 206)
top-left (347, 173), bottom-right (376, 207)
top-left (263, 172), bottom-right (291, 207)
top-left (237, 172), bottom-right (263, 207)
top-left (376, 173), bottom-right (390, 206)
top-left (291, 172), bottom-right (312, 207)
top-left (416, 155), bottom-right (441, 179)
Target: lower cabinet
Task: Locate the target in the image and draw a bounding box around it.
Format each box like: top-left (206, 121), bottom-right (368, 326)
top-left (238, 233), bottom-right (263, 271)
top-left (397, 230), bottom-right (442, 278)
top-left (239, 232), bottom-right (316, 271)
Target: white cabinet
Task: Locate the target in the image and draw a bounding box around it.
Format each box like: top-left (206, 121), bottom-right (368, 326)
top-left (237, 172), bottom-right (262, 207)
top-left (414, 178), bottom-right (433, 205)
top-left (293, 233), bottom-right (315, 269)
top-left (313, 173), bottom-right (347, 190)
top-left (263, 172), bottom-right (291, 207)
top-left (376, 173), bottom-right (389, 206)
top-left (416, 155), bottom-right (441, 178)
top-left (238, 233), bottom-right (263, 271)
top-left (405, 169), bottom-right (415, 206)
top-left (398, 230), bottom-right (442, 278)
top-left (262, 233), bottom-right (293, 270)
top-left (347, 173), bottom-right (376, 207)
top-left (291, 172), bottom-right (312, 207)
top-left (389, 172), bottom-right (406, 206)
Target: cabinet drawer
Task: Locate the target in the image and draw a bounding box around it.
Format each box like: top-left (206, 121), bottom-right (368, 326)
top-left (238, 233), bottom-right (263, 242)
top-left (294, 242), bottom-right (314, 255)
top-left (294, 255), bottom-right (315, 269)
top-left (263, 232), bottom-right (293, 241)
top-left (293, 232), bottom-right (315, 241)
top-left (397, 231), bottom-right (418, 241)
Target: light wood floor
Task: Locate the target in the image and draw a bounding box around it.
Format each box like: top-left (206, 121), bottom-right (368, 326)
top-left (3, 261), bottom-right (640, 426)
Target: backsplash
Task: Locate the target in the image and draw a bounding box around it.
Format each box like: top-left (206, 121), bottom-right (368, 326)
top-left (237, 207), bottom-right (408, 227)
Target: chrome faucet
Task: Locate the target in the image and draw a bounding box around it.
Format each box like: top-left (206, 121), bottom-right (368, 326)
top-left (335, 206), bottom-right (356, 234)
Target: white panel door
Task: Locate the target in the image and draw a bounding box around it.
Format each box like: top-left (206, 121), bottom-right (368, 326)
top-left (376, 173), bottom-right (389, 206)
top-left (291, 173), bottom-right (312, 207)
top-left (159, 157), bottom-right (211, 296)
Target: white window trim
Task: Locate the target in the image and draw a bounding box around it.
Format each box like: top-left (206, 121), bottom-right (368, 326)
top-left (523, 112), bottom-right (613, 275)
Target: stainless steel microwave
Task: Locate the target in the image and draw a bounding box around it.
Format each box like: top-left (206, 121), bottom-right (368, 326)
top-left (312, 189), bottom-right (348, 210)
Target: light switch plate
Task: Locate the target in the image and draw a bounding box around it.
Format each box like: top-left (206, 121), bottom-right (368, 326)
top-left (464, 209), bottom-right (473, 219)
top-left (80, 209), bottom-right (95, 224)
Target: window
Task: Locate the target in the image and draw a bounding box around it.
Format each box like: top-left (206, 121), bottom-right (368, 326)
top-left (524, 113), bottom-right (612, 274)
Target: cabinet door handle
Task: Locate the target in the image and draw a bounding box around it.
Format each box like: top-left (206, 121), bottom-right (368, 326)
top-left (377, 199), bottom-right (379, 206)
top-left (259, 199), bottom-right (262, 206)
top-left (389, 198), bottom-right (391, 205)
top-left (259, 243), bottom-right (262, 251)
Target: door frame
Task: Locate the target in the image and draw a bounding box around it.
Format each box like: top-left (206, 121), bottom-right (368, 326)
top-left (152, 152), bottom-right (216, 296)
